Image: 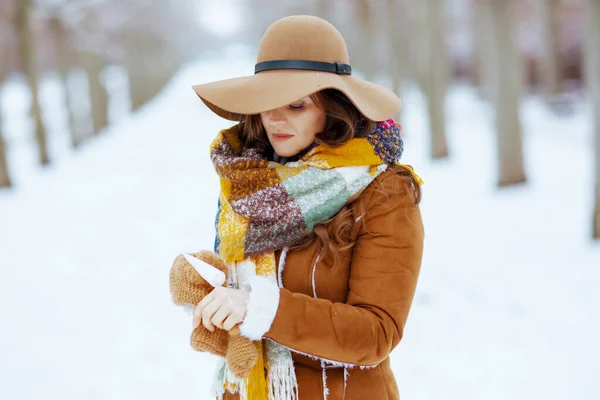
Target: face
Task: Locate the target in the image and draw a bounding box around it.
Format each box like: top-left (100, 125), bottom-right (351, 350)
top-left (260, 96), bottom-right (327, 158)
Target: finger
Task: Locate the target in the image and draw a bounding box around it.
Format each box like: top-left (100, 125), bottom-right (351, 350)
top-left (201, 300), bottom-right (222, 332)
top-left (222, 312), bottom-right (243, 331)
top-left (211, 306), bottom-right (230, 330)
top-left (192, 304), bottom-right (203, 329)
top-left (193, 292), bottom-right (216, 328)
top-left (193, 296), bottom-right (213, 329)
top-left (197, 292), bottom-right (215, 310)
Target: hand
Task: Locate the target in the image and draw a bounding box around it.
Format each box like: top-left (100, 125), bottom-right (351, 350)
top-left (193, 287), bottom-right (250, 332)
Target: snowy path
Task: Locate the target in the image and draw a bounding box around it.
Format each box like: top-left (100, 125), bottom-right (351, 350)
top-left (1, 50), bottom-right (599, 399)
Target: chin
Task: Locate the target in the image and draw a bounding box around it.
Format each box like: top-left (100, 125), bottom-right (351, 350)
top-left (277, 151), bottom-right (296, 158)
top-left (273, 146), bottom-right (298, 158)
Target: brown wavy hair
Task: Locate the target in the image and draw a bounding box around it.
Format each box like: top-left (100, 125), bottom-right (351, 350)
top-left (238, 89), bottom-right (421, 266)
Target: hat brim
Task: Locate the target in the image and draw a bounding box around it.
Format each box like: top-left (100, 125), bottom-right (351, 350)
top-left (191, 70), bottom-right (401, 122)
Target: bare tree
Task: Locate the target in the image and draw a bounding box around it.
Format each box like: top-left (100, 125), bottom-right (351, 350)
top-left (386, 0), bottom-right (405, 97)
top-left (55, 0), bottom-right (196, 117)
top-left (48, 15), bottom-right (81, 147)
top-left (125, 39), bottom-right (179, 111)
top-left (118, 1), bottom-right (189, 110)
top-left (473, 0), bottom-right (496, 100)
top-left (422, 0), bottom-right (449, 159)
top-left (354, 0), bottom-right (376, 80)
top-left (0, 56), bottom-right (10, 188)
top-left (489, 0), bottom-right (526, 186)
top-left (586, 0), bottom-right (600, 238)
top-left (71, 5), bottom-right (111, 135)
top-left (81, 50), bottom-right (109, 135)
top-left (539, 0), bottom-right (563, 97)
top-left (0, 127), bottom-right (9, 189)
top-left (16, 0), bottom-right (49, 166)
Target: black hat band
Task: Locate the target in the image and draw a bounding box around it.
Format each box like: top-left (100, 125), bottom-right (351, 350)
top-left (255, 60), bottom-right (352, 75)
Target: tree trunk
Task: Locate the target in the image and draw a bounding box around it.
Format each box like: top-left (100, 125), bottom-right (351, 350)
top-left (81, 51), bottom-right (109, 135)
top-left (386, 0), bottom-right (405, 122)
top-left (489, 0), bottom-right (527, 186)
top-left (16, 0), bottom-right (49, 166)
top-left (386, 0), bottom-right (404, 96)
top-left (473, 0), bottom-right (496, 100)
top-left (423, 0), bottom-right (449, 159)
top-left (0, 137), bottom-right (10, 188)
top-left (126, 34), bottom-right (154, 111)
top-left (586, 0), bottom-right (600, 238)
top-left (124, 29), bottom-right (180, 111)
top-left (145, 52), bottom-right (179, 102)
top-left (0, 49), bottom-right (10, 188)
top-left (539, 0), bottom-right (562, 97)
top-left (128, 63), bottom-right (150, 111)
top-left (0, 108), bottom-right (10, 188)
top-left (127, 54), bottom-right (177, 111)
top-left (49, 17), bottom-right (81, 148)
top-left (408, 0), bottom-right (427, 89)
top-left (355, 0), bottom-right (376, 81)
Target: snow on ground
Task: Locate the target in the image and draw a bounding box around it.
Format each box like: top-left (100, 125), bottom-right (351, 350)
top-left (1, 46), bottom-right (599, 400)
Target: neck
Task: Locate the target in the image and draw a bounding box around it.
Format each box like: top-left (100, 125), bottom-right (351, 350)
top-left (273, 142), bottom-right (318, 164)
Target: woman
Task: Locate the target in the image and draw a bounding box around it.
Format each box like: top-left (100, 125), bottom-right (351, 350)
top-left (187, 15), bottom-right (424, 400)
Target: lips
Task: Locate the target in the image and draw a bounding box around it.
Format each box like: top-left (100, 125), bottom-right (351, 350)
top-left (272, 133), bottom-right (294, 141)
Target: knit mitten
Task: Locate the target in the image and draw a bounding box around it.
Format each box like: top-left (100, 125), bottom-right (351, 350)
top-left (169, 251), bottom-right (229, 355)
top-left (169, 250), bottom-right (259, 379)
top-left (227, 327), bottom-right (260, 379)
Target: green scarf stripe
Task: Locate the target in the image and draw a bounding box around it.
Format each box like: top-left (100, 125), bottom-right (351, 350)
top-left (281, 167), bottom-right (357, 231)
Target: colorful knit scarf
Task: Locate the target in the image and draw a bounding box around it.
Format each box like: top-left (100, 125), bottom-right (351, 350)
top-left (210, 119), bottom-right (406, 400)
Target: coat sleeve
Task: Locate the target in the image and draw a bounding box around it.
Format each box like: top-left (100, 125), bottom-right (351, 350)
top-left (240, 173), bottom-right (425, 367)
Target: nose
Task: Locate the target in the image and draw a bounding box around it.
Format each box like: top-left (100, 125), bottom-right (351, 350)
top-left (266, 106), bottom-right (287, 127)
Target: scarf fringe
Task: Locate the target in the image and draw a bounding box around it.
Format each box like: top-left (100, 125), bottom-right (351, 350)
top-left (212, 358), bottom-right (227, 400)
top-left (212, 353), bottom-right (298, 400)
top-left (212, 359), bottom-right (253, 400)
top-left (266, 352), bottom-right (298, 400)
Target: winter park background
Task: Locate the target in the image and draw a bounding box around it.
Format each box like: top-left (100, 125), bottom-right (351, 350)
top-left (1, 0), bottom-right (600, 399)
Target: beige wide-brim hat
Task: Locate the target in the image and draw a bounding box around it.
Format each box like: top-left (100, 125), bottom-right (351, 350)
top-left (192, 15), bottom-right (401, 122)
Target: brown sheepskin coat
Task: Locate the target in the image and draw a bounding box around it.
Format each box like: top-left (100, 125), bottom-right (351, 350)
top-left (225, 169), bottom-right (424, 400)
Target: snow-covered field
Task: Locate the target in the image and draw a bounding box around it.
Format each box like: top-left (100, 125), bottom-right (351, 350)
top-left (1, 47), bottom-right (599, 400)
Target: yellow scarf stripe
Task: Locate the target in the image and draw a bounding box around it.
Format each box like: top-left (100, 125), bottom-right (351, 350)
top-left (245, 342), bottom-right (269, 399)
top-left (302, 138), bottom-right (383, 169)
top-left (217, 195), bottom-right (248, 263)
top-left (250, 253), bottom-right (277, 278)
